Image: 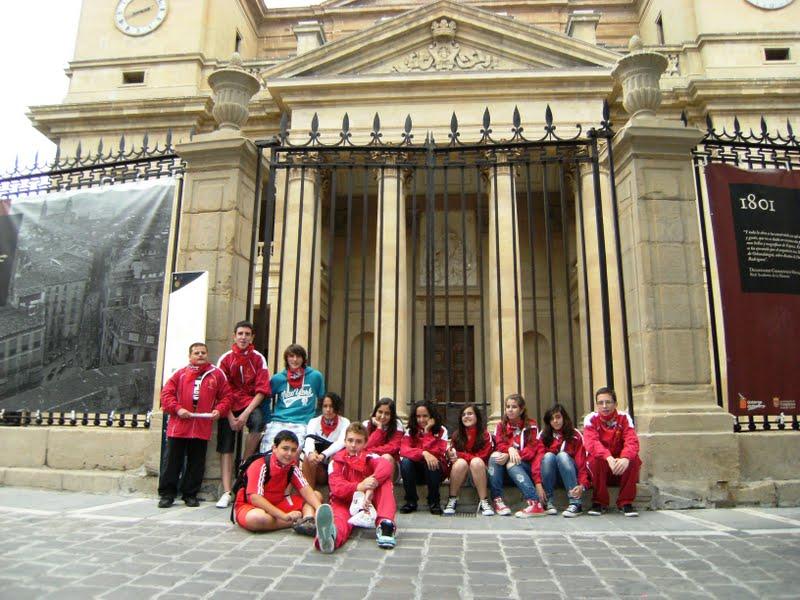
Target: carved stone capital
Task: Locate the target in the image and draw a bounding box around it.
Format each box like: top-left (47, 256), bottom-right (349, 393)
top-left (611, 36), bottom-right (668, 122)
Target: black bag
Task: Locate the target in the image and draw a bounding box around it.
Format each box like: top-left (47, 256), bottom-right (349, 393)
top-left (305, 433), bottom-right (333, 455)
top-left (230, 451), bottom-right (272, 523)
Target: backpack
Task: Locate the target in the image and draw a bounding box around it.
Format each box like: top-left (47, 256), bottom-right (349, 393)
top-left (230, 451), bottom-right (272, 523)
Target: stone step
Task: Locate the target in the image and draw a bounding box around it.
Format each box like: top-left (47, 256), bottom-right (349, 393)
top-left (0, 466), bottom-right (157, 495)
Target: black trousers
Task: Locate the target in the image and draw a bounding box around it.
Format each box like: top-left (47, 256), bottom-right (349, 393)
top-left (400, 457), bottom-right (442, 506)
top-left (158, 437), bottom-right (208, 499)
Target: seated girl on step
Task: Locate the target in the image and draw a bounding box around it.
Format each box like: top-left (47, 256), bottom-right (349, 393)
top-left (363, 397), bottom-right (405, 468)
top-left (399, 400), bottom-right (448, 515)
top-left (443, 403), bottom-right (494, 516)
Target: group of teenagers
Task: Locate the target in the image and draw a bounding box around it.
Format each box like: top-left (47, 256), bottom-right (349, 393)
top-left (158, 320), bottom-right (642, 554)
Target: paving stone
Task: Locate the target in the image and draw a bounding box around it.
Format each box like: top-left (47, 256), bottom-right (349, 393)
top-left (271, 576), bottom-right (323, 591)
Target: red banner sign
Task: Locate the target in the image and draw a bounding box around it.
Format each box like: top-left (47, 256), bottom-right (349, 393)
top-left (705, 164), bottom-right (800, 416)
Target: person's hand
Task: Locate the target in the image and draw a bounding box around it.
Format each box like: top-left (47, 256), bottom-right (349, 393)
top-left (307, 452), bottom-right (323, 466)
top-left (508, 447), bottom-right (521, 467)
top-left (371, 416), bottom-right (380, 428)
top-left (569, 484), bottom-right (584, 499)
top-left (615, 457), bottom-right (630, 475)
top-left (210, 410), bottom-right (220, 421)
top-left (176, 408), bottom-right (191, 419)
top-left (284, 510), bottom-right (303, 522)
top-left (492, 452), bottom-right (509, 466)
top-left (423, 418), bottom-right (434, 433)
top-left (422, 451), bottom-right (439, 470)
top-left (227, 413), bottom-right (240, 430)
top-left (447, 447), bottom-right (457, 462)
top-left (606, 455), bottom-right (617, 471)
top-left (363, 494), bottom-right (373, 511)
top-left (535, 483), bottom-right (546, 503)
top-left (362, 476), bottom-right (378, 490)
top-left (234, 411), bottom-right (250, 429)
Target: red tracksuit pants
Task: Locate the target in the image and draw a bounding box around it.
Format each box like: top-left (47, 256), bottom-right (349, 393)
top-left (589, 455), bottom-right (641, 508)
top-left (328, 479), bottom-right (397, 550)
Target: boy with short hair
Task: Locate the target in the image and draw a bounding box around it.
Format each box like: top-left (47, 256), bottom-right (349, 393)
top-left (233, 430), bottom-right (323, 532)
top-left (158, 343), bottom-right (231, 508)
top-left (261, 344), bottom-right (325, 453)
top-left (315, 422), bottom-right (398, 553)
top-left (583, 386), bottom-right (642, 517)
top-left (215, 320), bottom-right (271, 508)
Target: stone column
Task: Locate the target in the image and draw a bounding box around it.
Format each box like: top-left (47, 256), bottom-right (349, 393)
top-left (610, 37), bottom-right (737, 502)
top-left (269, 159), bottom-right (322, 368)
top-left (485, 155), bottom-right (525, 419)
top-left (373, 157), bottom-right (409, 413)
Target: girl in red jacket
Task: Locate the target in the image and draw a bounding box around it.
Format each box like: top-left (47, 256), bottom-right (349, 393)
top-left (315, 422), bottom-right (397, 553)
top-left (364, 397), bottom-right (405, 467)
top-left (399, 400), bottom-right (448, 515)
top-left (488, 394), bottom-right (546, 518)
top-left (443, 403), bottom-right (494, 516)
top-left (158, 343), bottom-right (231, 508)
top-left (532, 404), bottom-right (590, 518)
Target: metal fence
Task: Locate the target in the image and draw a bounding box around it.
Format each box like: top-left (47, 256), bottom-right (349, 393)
top-left (254, 104), bottom-right (631, 427)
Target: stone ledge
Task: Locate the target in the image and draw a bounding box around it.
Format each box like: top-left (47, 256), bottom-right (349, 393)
top-left (0, 467), bottom-right (157, 496)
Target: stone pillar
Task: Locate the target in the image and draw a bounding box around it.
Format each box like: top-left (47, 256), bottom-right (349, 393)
top-left (294, 20), bottom-right (326, 55)
top-left (270, 160), bottom-right (322, 367)
top-left (610, 37), bottom-right (737, 501)
top-left (485, 156), bottom-right (525, 419)
top-left (372, 158), bottom-right (409, 414)
top-left (566, 10), bottom-right (601, 45)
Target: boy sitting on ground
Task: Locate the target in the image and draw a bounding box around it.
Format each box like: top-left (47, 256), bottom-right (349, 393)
top-left (233, 430), bottom-right (323, 533)
top-left (315, 422), bottom-right (397, 553)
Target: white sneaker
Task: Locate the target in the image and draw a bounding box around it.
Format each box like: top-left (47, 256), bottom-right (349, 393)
top-left (563, 504), bottom-right (582, 518)
top-left (477, 499), bottom-right (495, 516)
top-left (443, 497), bottom-right (458, 516)
top-left (215, 491), bottom-right (231, 509)
top-left (545, 500), bottom-right (558, 515)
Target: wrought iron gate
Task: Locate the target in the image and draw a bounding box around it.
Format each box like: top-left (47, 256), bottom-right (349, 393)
top-left (254, 105), bottom-right (630, 423)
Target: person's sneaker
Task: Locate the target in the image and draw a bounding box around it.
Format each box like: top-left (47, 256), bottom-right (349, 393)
top-left (621, 504), bottom-right (639, 517)
top-left (292, 516), bottom-right (317, 536)
top-left (545, 500), bottom-right (558, 515)
top-left (399, 503), bottom-right (417, 514)
top-left (443, 497), bottom-right (458, 516)
top-left (429, 504), bottom-right (443, 516)
top-left (493, 498), bottom-right (512, 516)
top-left (157, 496), bottom-right (174, 509)
top-left (215, 491), bottom-right (232, 509)
top-left (183, 496), bottom-right (200, 508)
top-left (376, 519), bottom-right (397, 549)
top-left (477, 499), bottom-right (495, 516)
top-left (587, 503), bottom-right (605, 516)
top-left (315, 504), bottom-right (337, 554)
top-left (563, 504), bottom-right (582, 518)
top-left (515, 500), bottom-right (546, 518)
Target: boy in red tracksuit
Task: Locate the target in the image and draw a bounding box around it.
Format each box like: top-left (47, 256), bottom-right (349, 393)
top-left (215, 320), bottom-right (272, 508)
top-left (582, 386), bottom-right (642, 517)
top-left (158, 343), bottom-right (231, 508)
top-left (233, 430), bottom-right (323, 532)
top-left (315, 422), bottom-right (397, 553)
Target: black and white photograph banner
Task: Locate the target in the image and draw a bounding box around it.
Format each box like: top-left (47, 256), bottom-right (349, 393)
top-left (0, 179), bottom-right (176, 414)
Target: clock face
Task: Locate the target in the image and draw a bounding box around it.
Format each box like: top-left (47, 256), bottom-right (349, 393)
top-left (745, 0), bottom-right (794, 8)
top-left (115, 0), bottom-right (168, 36)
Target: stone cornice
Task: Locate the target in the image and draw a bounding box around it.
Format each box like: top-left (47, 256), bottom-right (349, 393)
top-left (266, 68), bottom-right (614, 110)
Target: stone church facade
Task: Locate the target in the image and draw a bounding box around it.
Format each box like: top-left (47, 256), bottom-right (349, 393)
top-left (8, 0), bottom-right (798, 505)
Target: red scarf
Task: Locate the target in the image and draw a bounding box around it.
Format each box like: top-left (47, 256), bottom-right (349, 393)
top-left (339, 450), bottom-right (368, 475)
top-left (287, 367), bottom-right (304, 389)
top-left (465, 425), bottom-right (478, 451)
top-left (230, 343), bottom-right (253, 378)
top-left (321, 415), bottom-right (339, 437)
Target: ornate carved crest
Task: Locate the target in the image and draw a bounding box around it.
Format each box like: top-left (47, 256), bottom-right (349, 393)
top-left (393, 19), bottom-right (498, 73)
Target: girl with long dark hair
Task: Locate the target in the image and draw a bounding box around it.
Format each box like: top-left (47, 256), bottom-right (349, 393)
top-left (443, 403), bottom-right (494, 516)
top-left (399, 400), bottom-right (448, 515)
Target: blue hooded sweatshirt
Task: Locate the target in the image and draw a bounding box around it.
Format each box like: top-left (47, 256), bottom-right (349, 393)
top-left (265, 366), bottom-right (326, 425)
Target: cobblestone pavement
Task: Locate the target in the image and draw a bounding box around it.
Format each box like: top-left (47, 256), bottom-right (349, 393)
top-left (1, 488), bottom-right (799, 599)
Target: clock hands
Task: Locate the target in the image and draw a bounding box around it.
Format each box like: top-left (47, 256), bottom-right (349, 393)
top-left (129, 6), bottom-right (153, 18)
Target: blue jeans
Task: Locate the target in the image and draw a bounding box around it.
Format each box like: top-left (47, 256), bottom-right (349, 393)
top-left (540, 452), bottom-right (580, 506)
top-left (488, 457), bottom-right (539, 501)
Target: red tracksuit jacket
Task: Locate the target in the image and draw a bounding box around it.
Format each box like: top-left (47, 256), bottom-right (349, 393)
top-left (451, 428), bottom-right (493, 464)
top-left (531, 430), bottom-right (590, 488)
top-left (217, 345), bottom-right (272, 412)
top-left (492, 418), bottom-right (543, 463)
top-left (328, 449), bottom-right (394, 503)
top-left (582, 410), bottom-right (640, 461)
top-left (363, 421), bottom-right (404, 461)
top-left (400, 428), bottom-right (448, 464)
top-left (161, 363), bottom-right (231, 440)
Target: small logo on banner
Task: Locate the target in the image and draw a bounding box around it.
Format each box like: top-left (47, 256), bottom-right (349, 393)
top-left (738, 393), bottom-right (765, 412)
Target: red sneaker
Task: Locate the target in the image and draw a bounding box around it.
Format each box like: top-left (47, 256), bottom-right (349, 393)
top-left (515, 500), bottom-right (546, 518)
